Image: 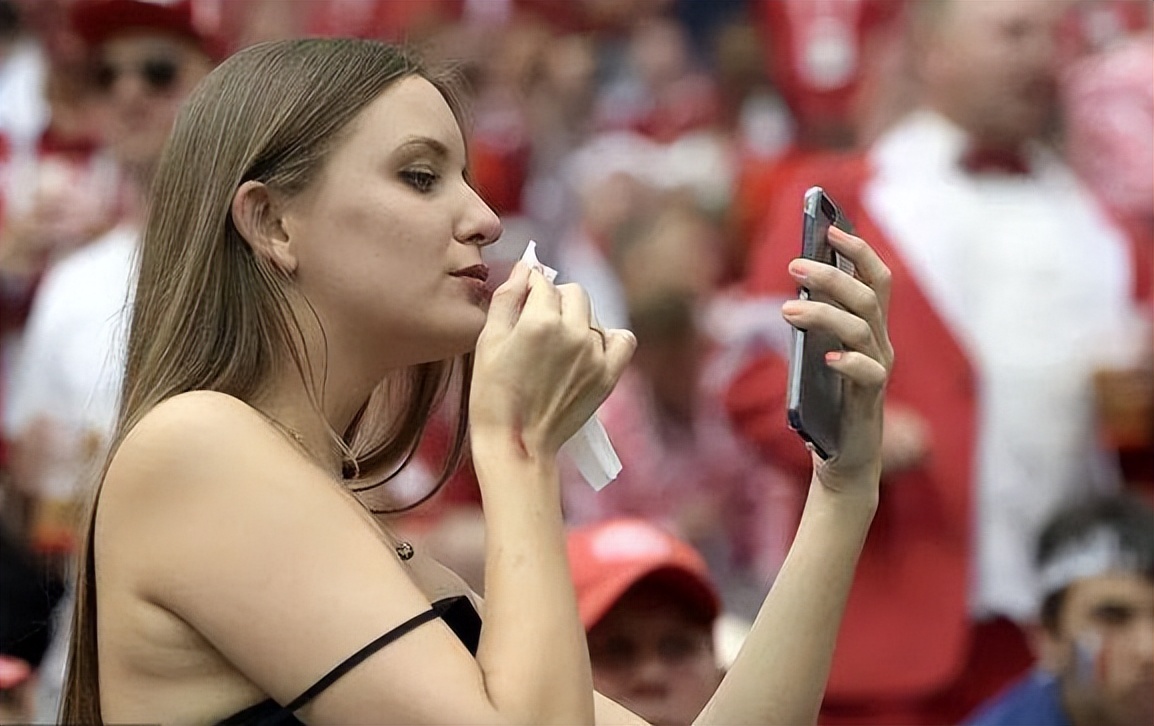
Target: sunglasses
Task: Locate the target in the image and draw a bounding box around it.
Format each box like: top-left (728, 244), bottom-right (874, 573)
top-left (94, 56), bottom-right (181, 94)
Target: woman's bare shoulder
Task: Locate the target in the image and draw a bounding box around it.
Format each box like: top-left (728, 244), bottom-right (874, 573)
top-left (115, 391), bottom-right (282, 463)
top-left (98, 391), bottom-right (348, 553)
top-left (105, 391), bottom-right (307, 493)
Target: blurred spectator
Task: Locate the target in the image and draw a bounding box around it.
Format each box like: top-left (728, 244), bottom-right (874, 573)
top-left (595, 15), bottom-right (718, 143)
top-left (550, 132), bottom-right (657, 331)
top-left (1, 0), bottom-right (219, 717)
top-left (1055, 1), bottom-right (1154, 492)
top-left (964, 493), bottom-right (1154, 726)
top-left (0, 56), bottom-right (120, 334)
top-left (1062, 1), bottom-right (1152, 225)
top-left (727, 0), bottom-right (1150, 723)
top-left (564, 289), bottom-right (794, 615)
top-left (756, 0), bottom-right (907, 150)
top-left (729, 0), bottom-right (907, 276)
top-left (6, 0), bottom-right (219, 555)
top-left (567, 518), bottom-right (726, 726)
top-left (0, 0), bottom-right (47, 358)
top-left (518, 30), bottom-right (598, 242)
top-left (465, 15), bottom-right (548, 218)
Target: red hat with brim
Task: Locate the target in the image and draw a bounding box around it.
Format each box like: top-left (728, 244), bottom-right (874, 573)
top-left (71, 0), bottom-right (227, 61)
top-left (567, 518), bottom-right (721, 631)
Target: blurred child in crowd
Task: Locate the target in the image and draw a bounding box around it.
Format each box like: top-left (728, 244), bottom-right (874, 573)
top-left (965, 493), bottom-right (1154, 726)
top-left (568, 518), bottom-right (725, 726)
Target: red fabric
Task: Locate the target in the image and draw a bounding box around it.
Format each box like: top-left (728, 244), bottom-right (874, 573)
top-left (469, 137), bottom-right (528, 216)
top-left (397, 411), bottom-right (482, 532)
top-left (755, 0), bottom-right (905, 128)
top-left (306, 0), bottom-right (464, 40)
top-left (818, 618), bottom-right (1032, 726)
top-left (70, 0), bottom-right (229, 60)
top-left (731, 147), bottom-right (845, 277)
top-left (566, 518), bottom-right (720, 630)
top-left (728, 152), bottom-right (986, 706)
top-left (958, 146), bottom-right (1031, 176)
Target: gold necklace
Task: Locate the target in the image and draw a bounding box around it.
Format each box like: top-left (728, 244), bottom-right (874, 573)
top-left (260, 411), bottom-right (415, 562)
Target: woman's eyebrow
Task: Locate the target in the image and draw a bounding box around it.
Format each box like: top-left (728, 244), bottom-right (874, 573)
top-left (394, 136), bottom-right (450, 160)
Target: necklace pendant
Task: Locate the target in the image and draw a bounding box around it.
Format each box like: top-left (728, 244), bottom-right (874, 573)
top-left (395, 541), bottom-right (415, 561)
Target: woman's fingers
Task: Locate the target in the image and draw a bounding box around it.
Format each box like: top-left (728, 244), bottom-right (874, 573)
top-left (782, 299), bottom-right (883, 363)
top-left (602, 329), bottom-right (637, 383)
top-left (828, 226), bottom-right (892, 316)
top-left (787, 229), bottom-right (894, 373)
top-left (822, 350), bottom-right (888, 390)
top-left (521, 267), bottom-right (562, 322)
top-left (485, 261), bottom-right (531, 331)
top-left (557, 283), bottom-right (593, 331)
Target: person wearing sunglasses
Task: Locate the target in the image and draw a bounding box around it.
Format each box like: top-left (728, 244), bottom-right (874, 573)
top-left (78, 0), bottom-right (217, 184)
top-left (1, 1), bottom-right (221, 719)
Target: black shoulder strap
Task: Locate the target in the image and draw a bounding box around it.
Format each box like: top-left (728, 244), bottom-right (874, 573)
top-left (283, 598), bottom-right (457, 712)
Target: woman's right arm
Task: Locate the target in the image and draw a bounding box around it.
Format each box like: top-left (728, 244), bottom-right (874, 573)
top-left (466, 262), bottom-right (636, 726)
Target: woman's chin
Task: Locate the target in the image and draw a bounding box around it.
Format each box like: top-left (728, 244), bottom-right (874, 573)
top-left (426, 323), bottom-right (485, 362)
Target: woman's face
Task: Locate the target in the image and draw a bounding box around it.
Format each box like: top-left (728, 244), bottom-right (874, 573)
top-left (282, 76), bottom-right (503, 368)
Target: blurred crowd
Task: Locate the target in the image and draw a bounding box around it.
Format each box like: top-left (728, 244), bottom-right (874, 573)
top-left (0, 0), bottom-right (1151, 724)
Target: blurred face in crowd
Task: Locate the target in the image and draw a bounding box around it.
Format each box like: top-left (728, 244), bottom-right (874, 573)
top-left (1038, 572), bottom-right (1154, 726)
top-left (96, 33), bottom-right (212, 177)
top-left (277, 76), bottom-right (502, 369)
top-left (587, 579), bottom-right (722, 726)
top-left (921, 0), bottom-right (1060, 147)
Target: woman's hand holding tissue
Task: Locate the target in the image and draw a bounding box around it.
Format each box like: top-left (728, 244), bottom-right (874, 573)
top-left (470, 261), bottom-right (636, 461)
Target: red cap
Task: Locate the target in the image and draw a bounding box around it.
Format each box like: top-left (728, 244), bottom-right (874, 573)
top-left (567, 518), bottom-right (721, 631)
top-left (0, 655), bottom-right (31, 690)
top-left (71, 0), bottom-right (226, 60)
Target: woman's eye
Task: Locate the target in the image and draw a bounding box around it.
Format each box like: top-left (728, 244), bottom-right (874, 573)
top-left (401, 169), bottom-right (438, 193)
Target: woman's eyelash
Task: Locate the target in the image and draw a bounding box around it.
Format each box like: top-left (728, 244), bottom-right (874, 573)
top-left (401, 169), bottom-right (438, 193)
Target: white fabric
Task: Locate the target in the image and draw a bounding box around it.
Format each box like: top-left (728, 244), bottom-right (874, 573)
top-left (3, 225), bottom-right (138, 453)
top-left (1037, 527), bottom-right (1141, 599)
top-left (0, 39), bottom-right (48, 155)
top-left (863, 110), bottom-right (1137, 621)
top-left (522, 240), bottom-right (621, 490)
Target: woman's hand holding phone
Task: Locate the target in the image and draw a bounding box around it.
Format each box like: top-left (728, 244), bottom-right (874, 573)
top-left (782, 226), bottom-right (894, 496)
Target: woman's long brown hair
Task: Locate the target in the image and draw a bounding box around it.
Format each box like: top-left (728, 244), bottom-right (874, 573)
top-left (60, 39), bottom-right (474, 723)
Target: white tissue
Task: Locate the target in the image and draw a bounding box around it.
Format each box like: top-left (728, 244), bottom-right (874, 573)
top-left (520, 241), bottom-right (622, 490)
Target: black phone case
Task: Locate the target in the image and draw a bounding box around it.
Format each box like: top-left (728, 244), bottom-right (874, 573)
top-left (785, 187), bottom-right (854, 460)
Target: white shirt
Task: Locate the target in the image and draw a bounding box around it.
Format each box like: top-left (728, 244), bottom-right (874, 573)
top-left (4, 225), bottom-right (138, 466)
top-left (863, 110), bottom-right (1138, 621)
top-left (0, 39), bottom-right (47, 154)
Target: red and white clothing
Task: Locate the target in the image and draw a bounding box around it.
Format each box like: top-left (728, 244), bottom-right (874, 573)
top-left (3, 224), bottom-right (137, 456)
top-left (866, 110), bottom-right (1138, 620)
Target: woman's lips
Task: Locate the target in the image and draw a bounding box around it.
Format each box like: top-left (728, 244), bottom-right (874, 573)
top-left (451, 265), bottom-right (493, 303)
top-left (450, 264), bottom-right (490, 283)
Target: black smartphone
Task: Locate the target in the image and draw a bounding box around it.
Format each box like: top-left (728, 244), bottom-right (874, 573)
top-left (785, 186), bottom-right (856, 460)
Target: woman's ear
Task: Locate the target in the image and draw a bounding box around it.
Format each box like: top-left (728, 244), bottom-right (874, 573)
top-left (231, 180), bottom-right (297, 275)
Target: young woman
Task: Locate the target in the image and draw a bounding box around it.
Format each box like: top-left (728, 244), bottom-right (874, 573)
top-left (61, 38), bottom-right (894, 725)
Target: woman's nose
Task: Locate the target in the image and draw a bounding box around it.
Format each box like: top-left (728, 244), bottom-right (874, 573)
top-left (456, 188), bottom-right (503, 248)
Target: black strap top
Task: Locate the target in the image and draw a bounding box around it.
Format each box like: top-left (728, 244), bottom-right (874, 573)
top-left (215, 595), bottom-right (481, 726)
